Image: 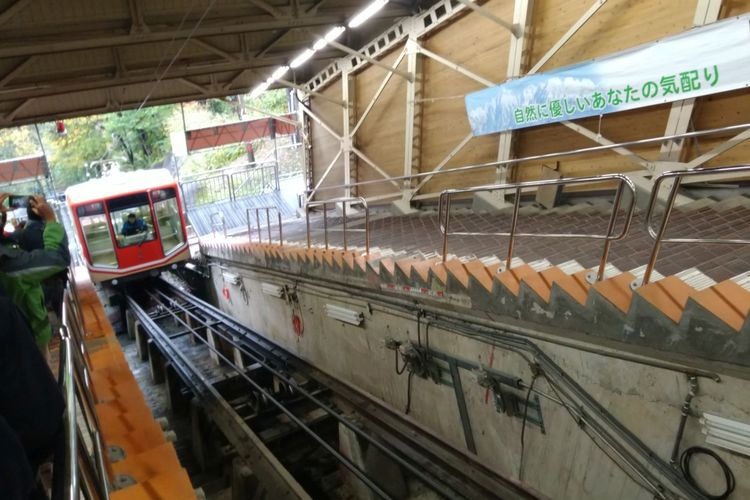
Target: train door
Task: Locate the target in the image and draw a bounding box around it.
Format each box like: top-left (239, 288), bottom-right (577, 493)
top-left (106, 192), bottom-right (163, 268)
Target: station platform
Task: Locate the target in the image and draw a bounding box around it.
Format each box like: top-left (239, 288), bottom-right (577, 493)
top-left (64, 268), bottom-right (196, 499)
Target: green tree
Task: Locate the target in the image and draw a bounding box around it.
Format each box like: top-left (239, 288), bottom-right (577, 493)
top-left (45, 116), bottom-right (109, 189)
top-left (106, 105), bottom-right (175, 169)
top-left (0, 125), bottom-right (39, 159)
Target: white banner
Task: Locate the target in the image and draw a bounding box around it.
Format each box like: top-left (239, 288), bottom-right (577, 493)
top-left (465, 15), bottom-right (750, 136)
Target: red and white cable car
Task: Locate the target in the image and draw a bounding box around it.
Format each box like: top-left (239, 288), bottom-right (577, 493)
top-left (66, 169), bottom-right (189, 283)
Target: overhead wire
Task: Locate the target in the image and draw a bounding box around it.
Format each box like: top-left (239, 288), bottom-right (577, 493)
top-left (136, 0), bottom-right (220, 113)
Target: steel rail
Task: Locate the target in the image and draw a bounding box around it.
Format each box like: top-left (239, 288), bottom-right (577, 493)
top-left (153, 284), bottom-right (469, 499)
top-left (438, 174), bottom-right (636, 282)
top-left (305, 122), bottom-right (750, 196)
top-left (141, 289), bottom-right (395, 500)
top-left (640, 163), bottom-right (750, 286)
top-left (126, 296), bottom-right (313, 500)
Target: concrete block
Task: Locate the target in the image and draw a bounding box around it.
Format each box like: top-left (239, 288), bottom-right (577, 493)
top-left (147, 339), bottom-right (166, 384)
top-left (231, 458), bottom-right (261, 500)
top-left (390, 198), bottom-right (419, 216)
top-left (135, 322), bottom-right (149, 361)
top-left (679, 298), bottom-right (750, 366)
top-left (165, 363), bottom-right (189, 416)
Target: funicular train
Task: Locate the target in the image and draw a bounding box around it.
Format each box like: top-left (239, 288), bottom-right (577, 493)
top-left (65, 168), bottom-right (189, 283)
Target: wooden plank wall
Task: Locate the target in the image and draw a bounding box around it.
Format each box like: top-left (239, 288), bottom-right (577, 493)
top-left (309, 0), bottom-right (750, 201)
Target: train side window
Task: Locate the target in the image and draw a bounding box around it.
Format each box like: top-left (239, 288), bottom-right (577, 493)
top-left (106, 192), bottom-right (157, 248)
top-left (151, 188), bottom-right (185, 255)
top-left (76, 203), bottom-right (117, 267)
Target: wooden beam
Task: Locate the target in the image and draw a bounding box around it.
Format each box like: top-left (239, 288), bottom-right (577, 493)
top-left (0, 0), bottom-right (33, 28)
top-left (0, 56), bottom-right (35, 88)
top-left (657, 0), bottom-right (723, 164)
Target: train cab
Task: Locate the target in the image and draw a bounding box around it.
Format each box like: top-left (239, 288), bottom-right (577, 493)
top-left (66, 168), bottom-right (189, 283)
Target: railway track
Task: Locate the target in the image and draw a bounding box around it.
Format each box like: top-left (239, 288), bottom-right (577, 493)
top-left (125, 278), bottom-right (539, 500)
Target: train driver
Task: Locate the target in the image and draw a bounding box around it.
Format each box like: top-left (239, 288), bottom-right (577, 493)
top-left (121, 212), bottom-right (147, 236)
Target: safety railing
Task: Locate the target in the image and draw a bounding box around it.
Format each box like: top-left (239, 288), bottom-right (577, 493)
top-left (305, 197), bottom-right (370, 254)
top-left (54, 272), bottom-right (111, 499)
top-left (181, 173), bottom-right (232, 208)
top-left (246, 206), bottom-right (283, 245)
top-left (230, 164), bottom-right (279, 198)
top-left (439, 174), bottom-right (636, 282)
top-left (181, 163), bottom-right (281, 208)
top-left (211, 212), bottom-right (226, 238)
top-left (638, 164), bottom-right (750, 287)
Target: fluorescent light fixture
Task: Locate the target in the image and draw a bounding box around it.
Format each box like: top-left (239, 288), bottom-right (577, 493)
top-left (250, 80), bottom-right (271, 98)
top-left (325, 304), bottom-right (363, 326)
top-left (271, 65), bottom-right (289, 80)
top-left (314, 25), bottom-right (347, 50)
top-left (290, 48), bottom-right (315, 68)
top-left (700, 412), bottom-right (750, 457)
top-left (261, 282), bottom-right (285, 298)
top-left (325, 26), bottom-right (346, 42)
top-left (348, 0), bottom-right (388, 28)
top-left (312, 38), bottom-right (327, 51)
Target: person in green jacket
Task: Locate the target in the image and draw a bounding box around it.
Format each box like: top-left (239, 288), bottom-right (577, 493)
top-left (0, 194), bottom-right (70, 349)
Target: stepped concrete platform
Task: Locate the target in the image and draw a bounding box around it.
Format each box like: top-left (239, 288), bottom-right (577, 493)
top-left (203, 195), bottom-right (750, 369)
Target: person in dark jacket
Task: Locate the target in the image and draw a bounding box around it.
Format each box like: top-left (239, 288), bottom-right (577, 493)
top-left (0, 285), bottom-right (64, 499)
top-left (17, 205), bottom-right (45, 251)
top-left (121, 212), bottom-right (146, 236)
top-left (16, 203), bottom-right (68, 317)
top-left (0, 195), bottom-right (70, 349)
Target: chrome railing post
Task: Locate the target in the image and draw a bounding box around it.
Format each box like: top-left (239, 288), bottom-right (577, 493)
top-left (255, 209), bottom-right (262, 243)
top-left (342, 201), bottom-right (348, 251)
top-left (441, 193), bottom-right (451, 263)
top-left (363, 199), bottom-right (370, 255)
top-left (265, 208), bottom-right (272, 242)
top-left (251, 208), bottom-right (253, 243)
top-left (277, 212), bottom-right (283, 246)
top-left (506, 187), bottom-right (522, 271)
top-left (642, 176), bottom-right (682, 287)
top-left (597, 181), bottom-right (625, 282)
top-left (323, 203), bottom-right (329, 250)
top-left (305, 205), bottom-right (311, 249)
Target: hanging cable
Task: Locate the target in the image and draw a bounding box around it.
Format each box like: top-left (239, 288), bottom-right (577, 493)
top-left (404, 371), bottom-right (414, 415)
top-left (136, 0), bottom-right (219, 112)
top-left (518, 372), bottom-right (539, 481)
top-left (680, 447), bottom-right (735, 500)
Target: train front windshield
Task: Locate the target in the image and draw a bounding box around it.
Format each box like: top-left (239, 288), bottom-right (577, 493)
top-left (107, 192), bottom-right (157, 248)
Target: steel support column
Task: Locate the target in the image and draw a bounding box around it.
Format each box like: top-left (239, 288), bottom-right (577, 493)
top-left (342, 69), bottom-right (355, 199)
top-left (401, 38), bottom-right (423, 204)
top-left (657, 0), bottom-right (723, 166)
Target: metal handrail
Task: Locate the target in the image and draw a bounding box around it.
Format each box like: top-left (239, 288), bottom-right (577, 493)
top-left (58, 331), bottom-right (78, 500)
top-left (246, 206), bottom-right (283, 245)
top-left (639, 164), bottom-right (750, 287)
top-left (210, 212), bottom-right (226, 238)
top-left (439, 174), bottom-right (637, 282)
top-left (305, 197), bottom-right (370, 254)
top-left (304, 122), bottom-right (750, 197)
top-left (56, 272), bottom-right (111, 499)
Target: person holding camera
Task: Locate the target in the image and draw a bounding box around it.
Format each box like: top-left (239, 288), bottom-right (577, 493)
top-left (0, 194), bottom-right (70, 351)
